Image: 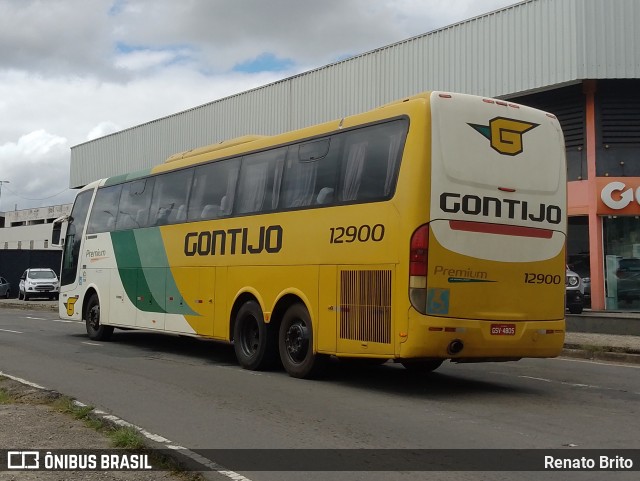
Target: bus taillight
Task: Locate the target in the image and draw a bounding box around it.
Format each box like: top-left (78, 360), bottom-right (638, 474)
top-left (409, 224), bottom-right (429, 314)
top-left (410, 224), bottom-right (429, 275)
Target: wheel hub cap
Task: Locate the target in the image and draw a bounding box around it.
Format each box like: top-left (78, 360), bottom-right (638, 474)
top-left (286, 323), bottom-right (308, 361)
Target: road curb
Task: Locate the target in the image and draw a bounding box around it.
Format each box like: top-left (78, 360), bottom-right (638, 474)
top-left (562, 347), bottom-right (640, 364)
top-left (0, 374), bottom-right (239, 481)
top-left (0, 299), bottom-right (57, 311)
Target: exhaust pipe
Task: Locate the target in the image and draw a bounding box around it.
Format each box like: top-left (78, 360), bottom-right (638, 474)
top-left (448, 339), bottom-right (464, 355)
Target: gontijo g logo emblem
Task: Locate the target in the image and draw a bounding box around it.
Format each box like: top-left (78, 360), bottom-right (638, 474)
top-left (468, 117), bottom-right (538, 156)
top-left (64, 296), bottom-right (78, 316)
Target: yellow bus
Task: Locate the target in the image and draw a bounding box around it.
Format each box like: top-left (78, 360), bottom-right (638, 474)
top-left (53, 91), bottom-right (567, 378)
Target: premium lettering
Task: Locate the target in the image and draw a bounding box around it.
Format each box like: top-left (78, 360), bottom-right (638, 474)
top-left (440, 192), bottom-right (562, 224)
top-left (184, 225), bottom-right (283, 256)
top-left (433, 265), bottom-right (488, 280)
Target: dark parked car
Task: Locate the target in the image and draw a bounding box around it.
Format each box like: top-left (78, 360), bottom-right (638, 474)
top-left (616, 257), bottom-right (640, 303)
top-left (568, 254), bottom-right (590, 307)
top-left (0, 276), bottom-right (10, 298)
top-left (566, 267), bottom-right (584, 314)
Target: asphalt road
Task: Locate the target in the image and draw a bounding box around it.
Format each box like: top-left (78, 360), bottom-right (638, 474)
top-left (1, 306), bottom-right (639, 481)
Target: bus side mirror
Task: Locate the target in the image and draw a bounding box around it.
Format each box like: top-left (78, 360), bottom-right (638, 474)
top-left (52, 222), bottom-right (63, 246)
top-left (51, 216), bottom-right (68, 248)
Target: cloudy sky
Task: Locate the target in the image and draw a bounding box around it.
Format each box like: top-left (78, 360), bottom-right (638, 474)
top-left (0, 0), bottom-right (518, 212)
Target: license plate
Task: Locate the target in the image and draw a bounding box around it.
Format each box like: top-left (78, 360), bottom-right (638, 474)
top-left (490, 323), bottom-right (516, 335)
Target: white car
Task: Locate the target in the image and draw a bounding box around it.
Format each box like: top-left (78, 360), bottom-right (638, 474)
top-left (18, 268), bottom-right (60, 301)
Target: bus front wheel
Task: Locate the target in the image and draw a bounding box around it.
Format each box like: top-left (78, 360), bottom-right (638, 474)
top-left (233, 300), bottom-right (277, 371)
top-left (279, 303), bottom-right (326, 379)
top-left (85, 293), bottom-right (114, 341)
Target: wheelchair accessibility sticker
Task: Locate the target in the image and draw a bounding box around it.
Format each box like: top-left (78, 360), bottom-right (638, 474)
top-left (427, 288), bottom-right (450, 315)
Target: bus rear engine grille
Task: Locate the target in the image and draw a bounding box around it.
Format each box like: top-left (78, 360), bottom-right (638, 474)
top-left (339, 269), bottom-right (392, 344)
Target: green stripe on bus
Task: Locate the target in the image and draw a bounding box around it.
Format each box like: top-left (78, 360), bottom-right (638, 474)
top-left (103, 168), bottom-right (153, 187)
top-left (111, 229), bottom-right (197, 316)
top-left (111, 230), bottom-right (164, 313)
top-left (133, 229), bottom-right (197, 316)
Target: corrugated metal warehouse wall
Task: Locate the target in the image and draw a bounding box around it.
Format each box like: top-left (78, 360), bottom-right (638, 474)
top-left (70, 0), bottom-right (640, 188)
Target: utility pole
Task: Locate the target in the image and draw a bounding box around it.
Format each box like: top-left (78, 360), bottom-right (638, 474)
top-left (0, 180), bottom-right (10, 212)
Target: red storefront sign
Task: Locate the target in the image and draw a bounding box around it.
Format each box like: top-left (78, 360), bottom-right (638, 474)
top-left (597, 178), bottom-right (640, 215)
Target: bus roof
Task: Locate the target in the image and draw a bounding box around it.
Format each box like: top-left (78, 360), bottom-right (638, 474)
top-left (165, 135), bottom-right (270, 163)
top-left (153, 91), bottom-right (434, 174)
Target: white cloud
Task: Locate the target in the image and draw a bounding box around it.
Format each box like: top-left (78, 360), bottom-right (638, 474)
top-left (0, 0), bottom-right (518, 211)
top-left (0, 130), bottom-right (66, 159)
top-left (0, 130), bottom-right (73, 211)
top-left (86, 122), bottom-right (123, 141)
top-left (114, 48), bottom-right (191, 72)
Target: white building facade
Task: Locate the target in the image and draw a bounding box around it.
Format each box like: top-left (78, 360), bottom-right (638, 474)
top-left (0, 204), bottom-right (71, 251)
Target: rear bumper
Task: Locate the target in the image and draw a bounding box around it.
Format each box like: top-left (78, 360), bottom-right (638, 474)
top-left (399, 311), bottom-right (565, 360)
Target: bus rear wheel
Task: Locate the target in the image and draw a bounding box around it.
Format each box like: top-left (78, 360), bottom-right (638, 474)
top-left (233, 300), bottom-right (277, 371)
top-left (401, 359), bottom-right (444, 373)
top-left (279, 303), bottom-right (326, 379)
top-left (85, 293), bottom-right (113, 341)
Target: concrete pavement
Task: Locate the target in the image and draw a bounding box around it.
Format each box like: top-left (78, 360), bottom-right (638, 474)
top-left (1, 299), bottom-right (637, 481)
top-left (564, 310), bottom-right (640, 363)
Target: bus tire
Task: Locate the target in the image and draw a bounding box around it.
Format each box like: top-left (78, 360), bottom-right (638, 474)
top-left (85, 293), bottom-right (113, 341)
top-left (233, 300), bottom-right (277, 371)
top-left (279, 303), bottom-right (326, 379)
top-left (401, 359), bottom-right (444, 373)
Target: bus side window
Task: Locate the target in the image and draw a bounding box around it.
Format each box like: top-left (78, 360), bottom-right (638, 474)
top-left (116, 178), bottom-right (154, 230)
top-left (316, 187), bottom-right (334, 204)
top-left (281, 138), bottom-right (339, 209)
top-left (87, 184), bottom-right (123, 234)
top-left (340, 140), bottom-right (367, 202)
top-left (236, 148), bottom-right (286, 214)
top-left (281, 146), bottom-right (318, 208)
top-left (337, 120), bottom-right (407, 203)
top-left (150, 168), bottom-right (194, 226)
top-left (188, 158), bottom-right (240, 221)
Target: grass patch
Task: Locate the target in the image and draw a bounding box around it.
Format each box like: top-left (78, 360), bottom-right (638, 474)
top-left (50, 396), bottom-right (149, 451)
top-left (53, 396), bottom-right (93, 418)
top-left (1, 379), bottom-right (205, 479)
top-left (109, 425), bottom-right (146, 450)
top-left (52, 396), bottom-right (106, 431)
top-left (0, 388), bottom-right (15, 404)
